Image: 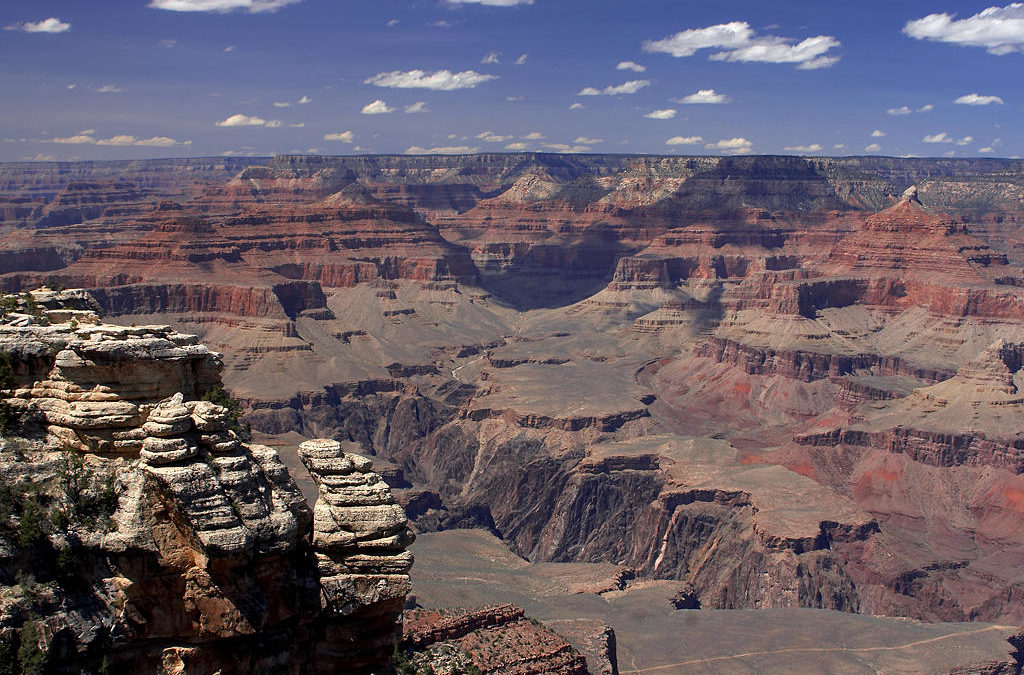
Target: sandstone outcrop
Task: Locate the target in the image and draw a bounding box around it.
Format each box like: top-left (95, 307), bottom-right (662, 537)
top-left (0, 305), bottom-right (413, 674)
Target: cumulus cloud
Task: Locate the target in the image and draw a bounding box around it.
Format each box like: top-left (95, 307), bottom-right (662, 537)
top-left (365, 69), bottom-right (497, 90)
top-left (871, 130), bottom-right (886, 137)
top-left (405, 101), bottom-right (429, 113)
top-left (446, 0), bottom-right (533, 5)
top-left (216, 114), bottom-right (278, 127)
top-left (6, 17), bottom-right (71, 33)
top-left (298, 95), bottom-right (311, 104)
top-left (149, 0), bottom-right (302, 12)
top-left (45, 131), bottom-right (189, 146)
top-left (705, 137), bottom-right (753, 153)
top-left (96, 85), bottom-right (123, 93)
top-left (569, 102), bottom-right (586, 110)
top-left (784, 143), bottom-right (823, 153)
top-left (665, 135), bottom-right (703, 145)
top-left (887, 103), bottom-right (933, 116)
top-left (574, 136), bottom-right (603, 144)
top-left (505, 142), bottom-right (529, 150)
top-left (616, 61), bottom-right (647, 72)
top-left (515, 53), bottom-right (528, 65)
top-left (904, 4), bottom-right (1024, 55)
top-left (674, 89), bottom-right (728, 104)
top-left (404, 145), bottom-right (480, 154)
top-left (643, 21), bottom-right (841, 69)
top-left (523, 132), bottom-right (545, 140)
top-left (578, 79), bottom-right (650, 96)
top-left (542, 143), bottom-right (591, 153)
top-left (645, 109), bottom-right (677, 119)
top-left (955, 135), bottom-right (975, 146)
top-left (865, 143), bottom-right (882, 152)
top-left (955, 93), bottom-right (1005, 105)
top-left (979, 146), bottom-right (995, 153)
top-left (273, 101), bottom-right (291, 108)
top-left (477, 131), bottom-right (513, 142)
top-left (482, 51), bottom-right (500, 64)
top-left (324, 131), bottom-right (355, 142)
top-left (361, 99), bottom-right (395, 114)
top-left (923, 132), bottom-right (954, 143)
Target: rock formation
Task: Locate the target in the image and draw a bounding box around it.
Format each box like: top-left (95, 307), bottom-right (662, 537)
top-left (0, 301), bottom-right (413, 674)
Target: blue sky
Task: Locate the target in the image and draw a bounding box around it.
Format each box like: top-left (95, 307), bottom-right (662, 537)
top-left (1, 0), bottom-right (1021, 160)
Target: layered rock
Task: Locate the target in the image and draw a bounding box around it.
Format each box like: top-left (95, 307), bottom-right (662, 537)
top-left (298, 438), bottom-right (414, 669)
top-left (0, 310), bottom-right (413, 674)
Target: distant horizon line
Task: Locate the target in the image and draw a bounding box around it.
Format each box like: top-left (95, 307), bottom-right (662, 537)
top-left (2, 151), bottom-right (1021, 166)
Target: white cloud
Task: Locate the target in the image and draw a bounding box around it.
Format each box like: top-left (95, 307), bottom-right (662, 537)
top-left (160, 39), bottom-right (177, 48)
top-left (955, 93), bottom-right (1005, 105)
top-left (887, 106), bottom-right (912, 116)
top-left (784, 143), bottom-right (823, 153)
top-left (361, 99), bottom-right (395, 114)
top-left (264, 120), bottom-right (282, 128)
top-left (833, 144), bottom-right (846, 149)
top-left (706, 137), bottom-right (753, 153)
top-left (290, 122), bottom-right (304, 128)
top-left (298, 95), bottom-right (311, 104)
top-left (955, 135), bottom-right (975, 146)
top-left (7, 17), bottom-right (71, 33)
top-left (923, 132), bottom-right (953, 143)
top-left (542, 143), bottom-right (591, 153)
top-left (45, 131), bottom-right (188, 146)
top-left (404, 145), bottom-right (481, 154)
top-left (919, 104), bottom-right (934, 112)
top-left (445, 0), bottom-right (533, 5)
top-left (515, 53), bottom-right (528, 65)
top-left (323, 131), bottom-right (354, 142)
top-left (149, 0), bottom-right (302, 12)
top-left (216, 114), bottom-right (274, 127)
top-left (386, 19), bottom-right (399, 27)
top-left (523, 132), bottom-right (544, 140)
top-left (96, 85), bottom-right (123, 93)
top-left (871, 130), bottom-right (886, 137)
top-left (224, 45), bottom-right (235, 52)
top-left (405, 101), bottom-right (429, 113)
top-left (574, 136), bottom-right (603, 144)
top-left (865, 143), bottom-right (882, 152)
top-left (365, 69), bottom-right (497, 90)
top-left (666, 135), bottom-right (703, 145)
top-left (675, 89), bottom-right (728, 104)
top-left (904, 4), bottom-right (1024, 55)
top-left (645, 109), bottom-right (677, 119)
top-left (979, 146), bottom-right (995, 153)
top-left (273, 101), bottom-right (292, 108)
top-left (482, 51), bottom-right (500, 64)
top-left (477, 131), bottom-right (513, 142)
top-left (643, 21), bottom-right (841, 69)
top-left (578, 79), bottom-right (650, 96)
top-left (616, 61), bottom-right (647, 72)
top-left (505, 142), bottom-right (529, 150)
top-left (569, 102), bottom-right (585, 110)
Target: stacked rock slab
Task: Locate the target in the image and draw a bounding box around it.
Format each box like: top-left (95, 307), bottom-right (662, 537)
top-left (0, 317), bottom-right (222, 454)
top-left (0, 300), bottom-right (414, 674)
top-left (299, 438), bottom-right (415, 672)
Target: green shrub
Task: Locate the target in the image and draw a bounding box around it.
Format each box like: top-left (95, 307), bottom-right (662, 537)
top-left (17, 620), bottom-right (49, 675)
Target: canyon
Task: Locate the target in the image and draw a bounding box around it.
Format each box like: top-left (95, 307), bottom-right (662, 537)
top-left (3, 153), bottom-right (1024, 672)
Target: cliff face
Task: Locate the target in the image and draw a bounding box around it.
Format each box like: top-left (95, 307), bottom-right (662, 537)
top-left (0, 300), bottom-right (412, 674)
top-left (3, 155), bottom-right (1024, 630)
